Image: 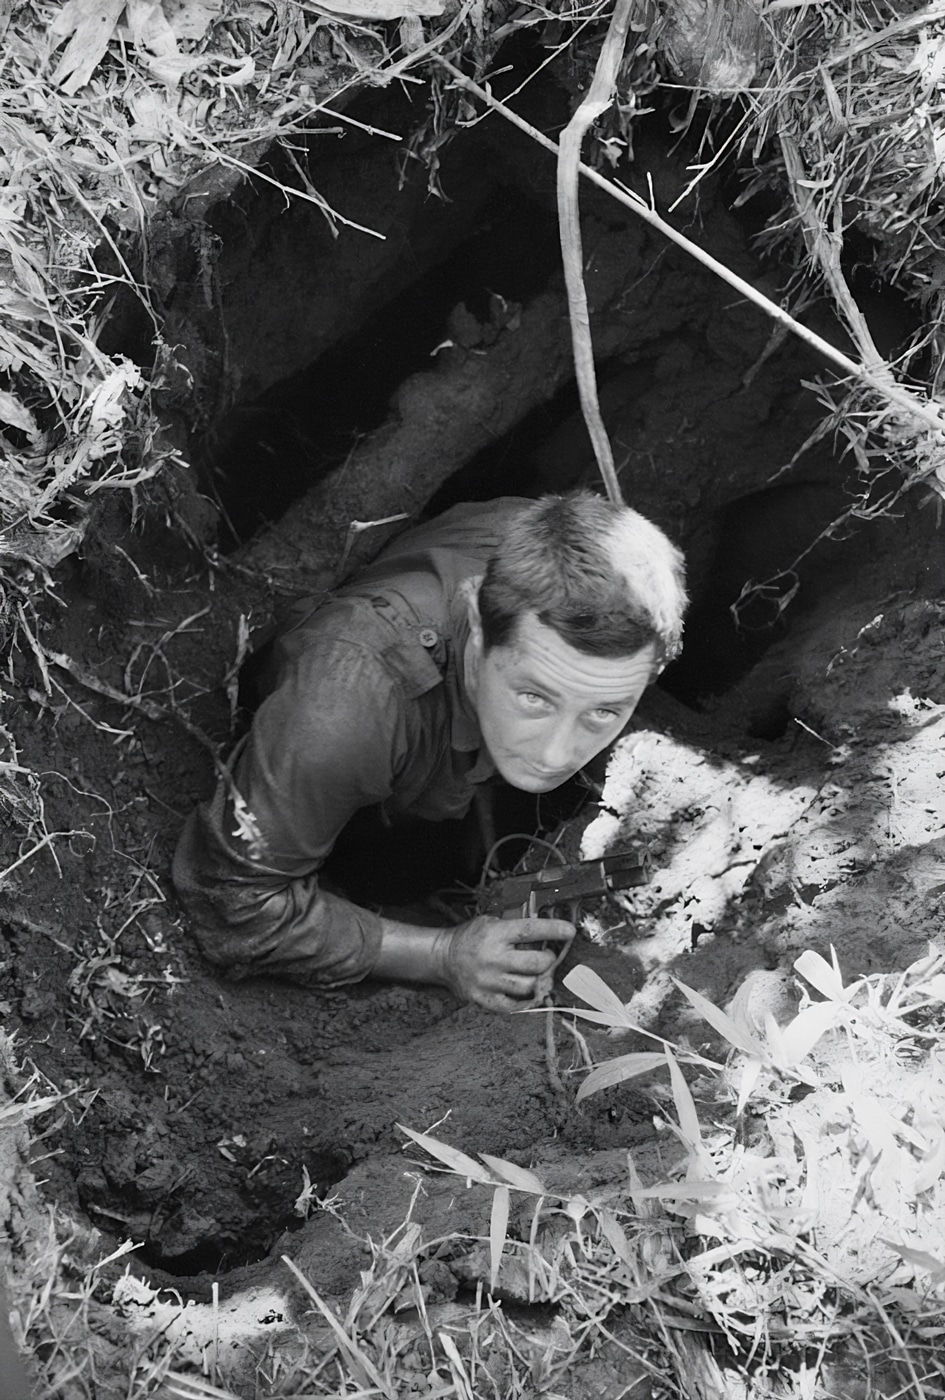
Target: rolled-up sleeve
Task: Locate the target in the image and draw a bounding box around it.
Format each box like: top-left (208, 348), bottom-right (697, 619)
top-left (173, 637), bottom-right (409, 985)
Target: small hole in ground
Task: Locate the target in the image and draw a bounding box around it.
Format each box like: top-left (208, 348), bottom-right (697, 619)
top-left (129, 1147), bottom-right (350, 1276)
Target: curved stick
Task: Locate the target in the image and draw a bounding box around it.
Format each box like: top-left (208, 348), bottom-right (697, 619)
top-left (556, 0), bottom-right (636, 506)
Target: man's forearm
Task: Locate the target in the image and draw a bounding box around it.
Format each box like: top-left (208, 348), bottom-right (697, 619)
top-left (370, 919), bottom-right (455, 988)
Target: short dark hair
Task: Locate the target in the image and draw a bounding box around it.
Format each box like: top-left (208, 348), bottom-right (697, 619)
top-left (478, 491), bottom-right (686, 664)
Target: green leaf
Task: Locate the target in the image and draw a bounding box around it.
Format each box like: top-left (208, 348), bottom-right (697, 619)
top-left (735, 1056), bottom-right (763, 1114)
top-left (563, 965), bottom-right (636, 1027)
top-left (777, 1001), bottom-right (838, 1065)
top-left (479, 1153), bottom-right (547, 1195)
top-left (672, 979), bottom-right (763, 1055)
top-left (665, 1048), bottom-right (704, 1162)
top-left (921, 973), bottom-right (945, 1002)
top-left (490, 1185), bottom-right (510, 1291)
top-left (398, 1125), bottom-right (495, 1185)
top-left (794, 947), bottom-right (861, 1002)
top-left (880, 1239), bottom-right (945, 1279)
top-left (575, 1051), bottom-right (667, 1102)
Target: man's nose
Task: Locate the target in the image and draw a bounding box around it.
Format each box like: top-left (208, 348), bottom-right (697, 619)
top-left (536, 720), bottom-right (585, 772)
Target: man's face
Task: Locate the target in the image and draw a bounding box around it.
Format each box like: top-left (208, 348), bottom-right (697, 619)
top-left (466, 607), bottom-right (657, 793)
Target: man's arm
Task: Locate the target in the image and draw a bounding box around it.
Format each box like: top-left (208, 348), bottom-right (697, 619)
top-left (174, 630), bottom-right (573, 1006)
top-left (174, 636), bottom-right (412, 985)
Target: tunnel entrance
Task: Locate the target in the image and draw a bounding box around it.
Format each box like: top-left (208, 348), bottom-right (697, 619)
top-left (179, 57), bottom-right (915, 732)
top-left (203, 181), bottom-right (564, 549)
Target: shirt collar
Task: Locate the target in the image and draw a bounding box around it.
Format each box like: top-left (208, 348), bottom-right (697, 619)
top-left (446, 585), bottom-right (496, 782)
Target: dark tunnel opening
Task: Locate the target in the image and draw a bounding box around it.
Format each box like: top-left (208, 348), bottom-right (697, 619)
top-left (200, 181), bottom-right (563, 549)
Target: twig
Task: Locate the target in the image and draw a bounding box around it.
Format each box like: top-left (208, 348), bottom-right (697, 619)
top-left (435, 58), bottom-right (945, 443)
top-left (780, 128), bottom-right (885, 372)
top-left (544, 1003), bottom-right (570, 1107)
top-left (39, 646), bottom-right (229, 784)
top-left (0, 829), bottom-right (78, 884)
top-left (556, 0), bottom-right (635, 506)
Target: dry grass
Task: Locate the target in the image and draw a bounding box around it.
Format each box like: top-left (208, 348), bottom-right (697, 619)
top-left (0, 0), bottom-right (510, 657)
top-left (730, 0), bottom-right (945, 504)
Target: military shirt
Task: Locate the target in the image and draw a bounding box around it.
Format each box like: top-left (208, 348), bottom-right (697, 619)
top-left (172, 498), bottom-right (528, 985)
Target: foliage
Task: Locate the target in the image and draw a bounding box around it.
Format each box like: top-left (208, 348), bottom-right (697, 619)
top-left (394, 949), bottom-right (945, 1399)
top-left (5, 946), bottom-right (945, 1396)
top-left (734, 0), bottom-right (945, 508)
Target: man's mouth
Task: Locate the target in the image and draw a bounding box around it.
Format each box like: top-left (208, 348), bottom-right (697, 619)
top-left (521, 762), bottom-right (572, 783)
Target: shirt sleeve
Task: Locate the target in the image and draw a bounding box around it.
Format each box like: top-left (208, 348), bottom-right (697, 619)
top-left (172, 637), bottom-right (409, 986)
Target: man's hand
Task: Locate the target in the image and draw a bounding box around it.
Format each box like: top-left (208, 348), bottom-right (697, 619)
top-left (371, 915), bottom-right (574, 1012)
top-left (439, 915), bottom-right (574, 1013)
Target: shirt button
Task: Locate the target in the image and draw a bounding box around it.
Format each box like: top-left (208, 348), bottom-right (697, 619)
top-left (419, 628), bottom-right (439, 648)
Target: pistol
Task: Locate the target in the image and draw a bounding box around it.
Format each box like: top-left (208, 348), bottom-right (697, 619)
top-left (479, 848), bottom-right (650, 920)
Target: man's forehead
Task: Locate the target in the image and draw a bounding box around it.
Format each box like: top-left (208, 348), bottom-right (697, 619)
top-left (498, 612), bottom-right (656, 694)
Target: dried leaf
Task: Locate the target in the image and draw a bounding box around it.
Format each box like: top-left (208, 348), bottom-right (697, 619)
top-left (596, 1208), bottom-right (634, 1268)
top-left (162, 0), bottom-right (224, 42)
top-left (312, 0), bottom-right (443, 17)
top-left (912, 1122), bottom-right (945, 1195)
top-left (51, 0), bottom-right (125, 96)
top-left (631, 1180), bottom-right (730, 1202)
top-left (0, 388), bottom-right (38, 437)
top-left (219, 56), bottom-right (256, 86)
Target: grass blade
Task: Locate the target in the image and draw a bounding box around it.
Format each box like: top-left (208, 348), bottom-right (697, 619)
top-left (563, 964), bottom-right (636, 1026)
top-left (398, 1125), bottom-right (494, 1185)
top-left (489, 1185), bottom-right (510, 1291)
top-left (665, 1048), bottom-right (706, 1174)
top-left (479, 1153), bottom-right (547, 1194)
top-left (673, 978), bottom-right (764, 1055)
top-left (575, 1051), bottom-right (667, 1102)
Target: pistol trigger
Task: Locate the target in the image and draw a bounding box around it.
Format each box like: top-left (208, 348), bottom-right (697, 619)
top-left (546, 902), bottom-right (578, 972)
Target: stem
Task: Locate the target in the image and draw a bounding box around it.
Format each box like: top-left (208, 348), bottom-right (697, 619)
top-left (556, 0), bottom-right (636, 506)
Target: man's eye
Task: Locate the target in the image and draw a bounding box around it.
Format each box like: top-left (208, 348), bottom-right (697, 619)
top-left (590, 708), bottom-right (620, 724)
top-left (519, 691), bottom-right (549, 709)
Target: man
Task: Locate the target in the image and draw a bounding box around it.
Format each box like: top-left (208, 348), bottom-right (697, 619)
top-left (173, 491), bottom-right (686, 1012)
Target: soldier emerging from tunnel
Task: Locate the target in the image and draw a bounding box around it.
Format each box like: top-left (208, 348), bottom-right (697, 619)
top-left (173, 492), bottom-right (687, 1012)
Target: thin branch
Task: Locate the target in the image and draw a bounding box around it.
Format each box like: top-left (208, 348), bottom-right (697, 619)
top-left (556, 0), bottom-right (635, 506)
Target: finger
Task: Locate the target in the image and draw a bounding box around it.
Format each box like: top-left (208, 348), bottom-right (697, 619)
top-left (476, 988), bottom-right (538, 1014)
top-left (504, 948), bottom-right (558, 975)
top-left (494, 973), bottom-right (542, 998)
top-left (504, 920), bottom-right (574, 943)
